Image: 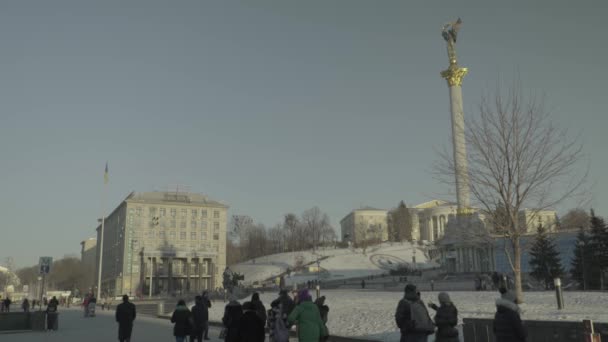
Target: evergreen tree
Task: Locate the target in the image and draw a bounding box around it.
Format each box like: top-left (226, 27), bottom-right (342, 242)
top-left (387, 201), bottom-right (413, 242)
top-left (570, 228), bottom-right (591, 289)
top-left (588, 209), bottom-right (608, 289)
top-left (529, 225), bottom-right (564, 290)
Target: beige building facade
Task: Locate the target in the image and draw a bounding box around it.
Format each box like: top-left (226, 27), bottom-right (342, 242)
top-left (340, 207), bottom-right (388, 244)
top-left (80, 238), bottom-right (97, 292)
top-left (95, 191), bottom-right (228, 297)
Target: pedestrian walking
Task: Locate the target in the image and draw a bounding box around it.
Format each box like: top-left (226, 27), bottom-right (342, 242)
top-left (395, 284), bottom-right (435, 342)
top-left (46, 296), bottom-right (59, 331)
top-left (250, 292), bottom-right (267, 323)
top-left (171, 299), bottom-right (192, 342)
top-left (3, 297), bottom-right (12, 312)
top-left (22, 298), bottom-right (30, 312)
top-left (190, 296), bottom-right (209, 342)
top-left (493, 290), bottom-right (527, 342)
top-left (361, 279), bottom-right (366, 289)
top-left (222, 297), bottom-right (243, 342)
top-left (314, 296), bottom-right (330, 342)
top-left (237, 301), bottom-right (266, 342)
top-left (89, 295), bottom-right (97, 317)
top-left (287, 289), bottom-right (327, 342)
top-left (116, 294), bottom-right (137, 342)
top-left (428, 292), bottom-right (459, 342)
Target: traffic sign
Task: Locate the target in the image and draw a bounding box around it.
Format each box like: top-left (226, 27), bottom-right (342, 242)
top-left (39, 256), bottom-right (53, 274)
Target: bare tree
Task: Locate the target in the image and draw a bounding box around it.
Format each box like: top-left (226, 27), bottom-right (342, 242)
top-left (302, 207), bottom-right (332, 251)
top-left (560, 208), bottom-right (591, 231)
top-left (438, 82), bottom-right (586, 302)
top-left (283, 213), bottom-right (300, 252)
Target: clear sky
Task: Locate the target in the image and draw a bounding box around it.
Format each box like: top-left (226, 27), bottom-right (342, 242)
top-left (1, 0), bottom-right (606, 267)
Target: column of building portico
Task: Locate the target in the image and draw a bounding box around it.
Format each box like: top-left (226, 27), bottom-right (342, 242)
top-left (167, 257), bottom-right (173, 295)
top-left (185, 257), bottom-right (191, 293)
top-left (427, 217), bottom-right (433, 241)
top-left (197, 259), bottom-right (203, 292)
top-left (411, 212), bottom-right (420, 241)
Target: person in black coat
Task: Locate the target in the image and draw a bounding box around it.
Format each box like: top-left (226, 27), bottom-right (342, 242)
top-left (237, 301), bottom-right (266, 342)
top-left (171, 300), bottom-right (192, 342)
top-left (222, 298), bottom-right (243, 342)
top-left (190, 296), bottom-right (209, 342)
top-left (428, 292), bottom-right (459, 342)
top-left (493, 291), bottom-right (527, 342)
top-left (250, 293), bottom-right (267, 324)
top-left (115, 295), bottom-right (137, 342)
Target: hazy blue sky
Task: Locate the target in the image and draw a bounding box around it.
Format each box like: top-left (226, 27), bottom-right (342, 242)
top-left (1, 0), bottom-right (606, 267)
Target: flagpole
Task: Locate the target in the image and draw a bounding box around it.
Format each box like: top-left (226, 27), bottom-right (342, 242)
top-left (97, 164), bottom-right (108, 300)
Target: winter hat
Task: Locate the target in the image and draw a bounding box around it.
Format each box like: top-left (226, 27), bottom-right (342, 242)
top-left (438, 292), bottom-right (451, 304)
top-left (252, 292), bottom-right (260, 302)
top-left (501, 290), bottom-right (517, 303)
top-left (298, 289), bottom-right (312, 302)
top-left (404, 284), bottom-right (417, 294)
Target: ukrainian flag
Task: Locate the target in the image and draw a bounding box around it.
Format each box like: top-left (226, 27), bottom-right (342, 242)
top-left (104, 162), bottom-right (109, 184)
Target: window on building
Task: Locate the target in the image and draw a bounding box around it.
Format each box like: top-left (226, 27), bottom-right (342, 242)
top-left (159, 208), bottom-right (166, 217)
top-left (213, 211), bottom-right (220, 219)
top-left (180, 232), bottom-right (187, 240)
top-left (158, 231), bottom-right (166, 239)
top-left (170, 208), bottom-right (177, 217)
top-left (201, 232), bottom-right (207, 240)
top-left (191, 220), bottom-right (197, 229)
top-left (191, 232), bottom-right (197, 240)
top-left (180, 220), bottom-right (187, 229)
top-left (191, 209), bottom-right (197, 217)
top-left (136, 207), bottom-right (142, 217)
top-left (181, 209), bottom-right (187, 218)
top-left (149, 207), bottom-right (157, 217)
top-left (201, 221), bottom-right (207, 229)
top-left (213, 233), bottom-right (219, 240)
top-left (201, 210), bottom-right (207, 218)
top-left (214, 222), bottom-right (220, 231)
top-left (170, 220), bottom-right (176, 228)
top-left (170, 231), bottom-right (176, 240)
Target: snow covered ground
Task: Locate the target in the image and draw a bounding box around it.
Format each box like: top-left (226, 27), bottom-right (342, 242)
top-left (231, 242), bottom-right (436, 286)
top-left (203, 289), bottom-right (608, 342)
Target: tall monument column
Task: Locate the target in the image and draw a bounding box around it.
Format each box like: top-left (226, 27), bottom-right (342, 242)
top-left (440, 18), bottom-right (470, 214)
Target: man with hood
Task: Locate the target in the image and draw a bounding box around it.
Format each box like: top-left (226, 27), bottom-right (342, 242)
top-left (250, 292), bottom-right (267, 324)
top-left (287, 289), bottom-right (326, 342)
top-left (222, 296), bottom-right (243, 342)
top-left (237, 301), bottom-right (266, 342)
top-left (395, 284), bottom-right (434, 342)
top-left (428, 292), bottom-right (459, 342)
top-left (190, 296), bottom-right (208, 342)
top-left (493, 290), bottom-right (527, 342)
top-left (115, 294), bottom-right (137, 342)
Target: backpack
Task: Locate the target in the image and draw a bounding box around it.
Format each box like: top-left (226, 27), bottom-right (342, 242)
top-left (273, 310), bottom-right (289, 342)
top-left (410, 300), bottom-right (435, 334)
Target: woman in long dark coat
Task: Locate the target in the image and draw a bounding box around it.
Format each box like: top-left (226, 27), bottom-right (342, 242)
top-left (429, 292), bottom-right (459, 342)
top-left (222, 297), bottom-right (243, 342)
top-left (171, 299), bottom-right (192, 342)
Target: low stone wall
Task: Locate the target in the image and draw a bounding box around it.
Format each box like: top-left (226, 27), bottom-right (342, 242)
top-left (0, 311), bottom-right (46, 332)
top-left (463, 318), bottom-right (608, 342)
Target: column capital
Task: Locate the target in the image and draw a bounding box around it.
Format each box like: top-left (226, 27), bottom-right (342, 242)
top-left (441, 65), bottom-right (468, 87)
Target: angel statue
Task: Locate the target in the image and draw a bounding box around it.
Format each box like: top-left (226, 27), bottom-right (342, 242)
top-left (442, 18), bottom-right (462, 65)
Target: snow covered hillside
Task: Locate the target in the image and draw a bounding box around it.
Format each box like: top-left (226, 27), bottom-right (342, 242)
top-left (230, 242), bottom-right (436, 286)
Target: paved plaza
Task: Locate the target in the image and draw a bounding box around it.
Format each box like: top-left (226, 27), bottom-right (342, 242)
top-left (4, 307), bottom-right (223, 342)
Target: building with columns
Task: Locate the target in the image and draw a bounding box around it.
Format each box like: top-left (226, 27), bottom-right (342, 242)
top-left (95, 191), bottom-right (228, 297)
